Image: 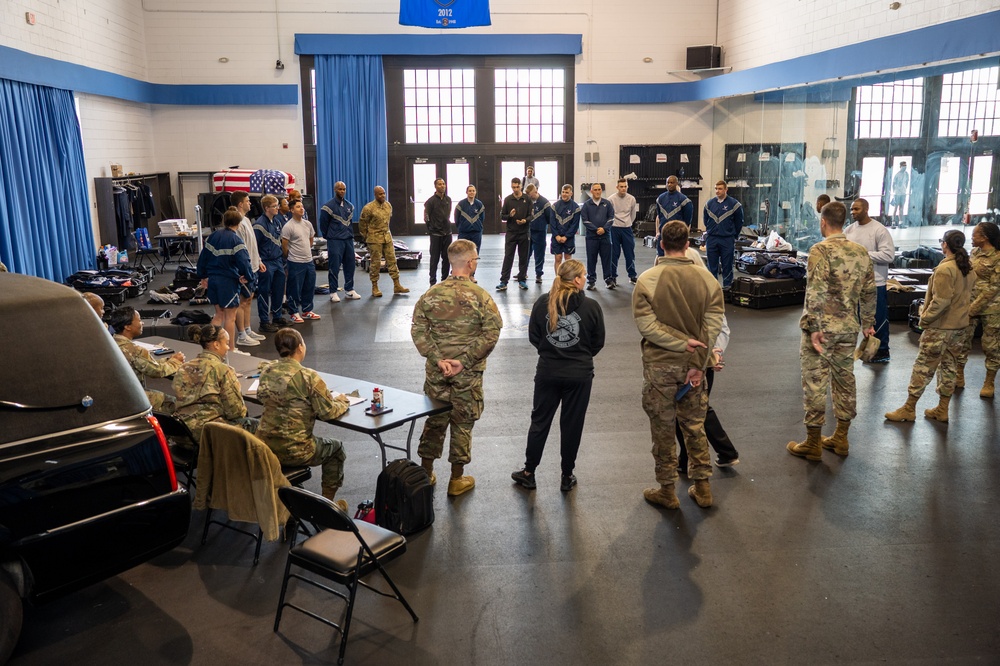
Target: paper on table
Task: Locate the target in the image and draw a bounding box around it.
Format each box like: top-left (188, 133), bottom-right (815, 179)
top-left (332, 389), bottom-right (367, 406)
top-left (247, 379), bottom-right (259, 395)
top-left (134, 340), bottom-right (163, 352)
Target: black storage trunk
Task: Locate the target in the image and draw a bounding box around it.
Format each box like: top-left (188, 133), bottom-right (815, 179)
top-left (889, 268), bottom-right (933, 285)
top-left (731, 275), bottom-right (806, 309)
top-left (888, 285), bottom-right (927, 321)
top-left (736, 254), bottom-right (770, 275)
top-left (73, 285), bottom-right (128, 306)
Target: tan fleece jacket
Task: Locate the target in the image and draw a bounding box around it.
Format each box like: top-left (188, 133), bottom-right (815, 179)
top-left (920, 256), bottom-right (974, 330)
top-left (632, 255), bottom-right (725, 369)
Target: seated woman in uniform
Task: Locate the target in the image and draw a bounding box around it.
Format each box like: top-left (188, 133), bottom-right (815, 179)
top-left (255, 328), bottom-right (350, 510)
top-left (109, 306), bottom-right (186, 413)
top-left (172, 324), bottom-right (252, 443)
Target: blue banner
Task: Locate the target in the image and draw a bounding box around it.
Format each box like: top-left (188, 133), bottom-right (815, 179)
top-left (399, 0), bottom-right (491, 29)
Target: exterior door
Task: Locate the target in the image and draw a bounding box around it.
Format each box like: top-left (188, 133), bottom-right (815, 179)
top-left (407, 157), bottom-right (473, 232)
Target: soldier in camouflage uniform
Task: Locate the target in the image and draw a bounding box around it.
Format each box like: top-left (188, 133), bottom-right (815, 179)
top-left (358, 186), bottom-right (409, 298)
top-left (633, 221), bottom-right (725, 510)
top-left (956, 221), bottom-right (1000, 398)
top-left (886, 230), bottom-right (974, 423)
top-left (109, 306), bottom-right (186, 413)
top-left (411, 239), bottom-right (503, 497)
top-left (173, 324), bottom-right (252, 443)
top-left (789, 202), bottom-right (876, 460)
top-left (256, 328), bottom-right (351, 504)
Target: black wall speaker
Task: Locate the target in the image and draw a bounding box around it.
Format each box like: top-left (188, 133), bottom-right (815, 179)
top-left (686, 45), bottom-right (722, 70)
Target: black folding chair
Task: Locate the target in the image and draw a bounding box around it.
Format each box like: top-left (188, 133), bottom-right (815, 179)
top-left (153, 412), bottom-right (199, 491)
top-left (274, 486), bottom-right (418, 665)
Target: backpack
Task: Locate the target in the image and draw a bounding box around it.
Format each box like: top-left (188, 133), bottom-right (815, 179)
top-left (374, 459), bottom-right (434, 535)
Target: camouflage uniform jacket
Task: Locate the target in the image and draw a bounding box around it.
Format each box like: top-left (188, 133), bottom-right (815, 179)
top-left (411, 276), bottom-right (503, 372)
top-left (113, 334), bottom-right (184, 389)
top-left (172, 351), bottom-right (247, 441)
top-left (969, 246), bottom-right (1000, 316)
top-left (255, 358), bottom-right (350, 462)
top-left (358, 200), bottom-right (394, 245)
top-left (920, 256), bottom-right (974, 330)
top-left (800, 233), bottom-right (876, 334)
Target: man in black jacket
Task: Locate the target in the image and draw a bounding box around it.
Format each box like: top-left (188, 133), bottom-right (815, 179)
top-left (424, 178), bottom-right (453, 285)
top-left (497, 177), bottom-right (532, 292)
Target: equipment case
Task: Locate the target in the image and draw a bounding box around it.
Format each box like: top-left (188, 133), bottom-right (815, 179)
top-left (888, 285), bottom-right (927, 321)
top-left (731, 275), bottom-right (806, 309)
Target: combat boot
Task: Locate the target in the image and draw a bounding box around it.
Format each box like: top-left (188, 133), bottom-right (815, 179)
top-left (687, 479), bottom-right (713, 508)
top-left (371, 283), bottom-right (382, 298)
top-left (643, 484), bottom-right (679, 509)
top-left (981, 369), bottom-right (997, 399)
top-left (821, 419), bottom-right (851, 456)
top-left (885, 396), bottom-right (918, 422)
top-left (787, 426), bottom-right (823, 460)
top-left (924, 394), bottom-right (951, 423)
top-left (393, 278), bottom-right (410, 294)
top-left (956, 365), bottom-right (965, 389)
top-left (421, 458), bottom-right (436, 486)
top-left (447, 463), bottom-right (475, 496)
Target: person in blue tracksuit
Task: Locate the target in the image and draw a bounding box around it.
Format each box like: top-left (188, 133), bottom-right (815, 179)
top-left (551, 184), bottom-right (580, 275)
top-left (197, 207), bottom-right (254, 354)
top-left (703, 180), bottom-right (744, 289)
top-left (580, 183), bottom-right (615, 290)
top-left (319, 181), bottom-right (359, 302)
top-left (527, 183), bottom-right (554, 283)
top-left (254, 194), bottom-right (290, 332)
top-left (656, 176), bottom-right (694, 257)
top-left (455, 185), bottom-right (485, 282)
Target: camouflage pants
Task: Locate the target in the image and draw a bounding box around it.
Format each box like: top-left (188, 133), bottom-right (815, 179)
top-left (147, 389), bottom-right (176, 414)
top-left (418, 369), bottom-right (484, 465)
top-left (957, 314), bottom-right (1000, 372)
top-left (303, 436), bottom-right (346, 497)
top-left (908, 328), bottom-right (965, 399)
top-left (641, 362), bottom-right (712, 484)
top-left (800, 331), bottom-right (857, 427)
top-left (368, 241), bottom-right (400, 283)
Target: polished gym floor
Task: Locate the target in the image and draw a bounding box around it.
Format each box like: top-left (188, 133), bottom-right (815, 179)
top-left (11, 236), bottom-right (1000, 664)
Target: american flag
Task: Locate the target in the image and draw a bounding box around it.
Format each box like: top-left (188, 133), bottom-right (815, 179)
top-left (213, 169), bottom-right (297, 194)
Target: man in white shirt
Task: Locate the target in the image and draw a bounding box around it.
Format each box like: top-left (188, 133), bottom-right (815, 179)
top-left (609, 179), bottom-right (639, 286)
top-left (844, 197), bottom-right (895, 363)
top-left (231, 191), bottom-right (265, 347)
top-left (280, 200), bottom-right (321, 323)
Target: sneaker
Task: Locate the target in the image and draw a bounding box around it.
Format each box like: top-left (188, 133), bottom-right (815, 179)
top-left (518, 280), bottom-right (528, 290)
top-left (345, 290), bottom-right (361, 300)
top-left (511, 468), bottom-right (536, 489)
top-left (560, 474), bottom-right (577, 491)
top-left (236, 333), bottom-right (260, 347)
top-left (866, 350), bottom-right (891, 364)
top-left (228, 349), bottom-right (251, 358)
top-left (629, 277), bottom-right (638, 285)
top-left (247, 330), bottom-right (266, 341)
top-left (330, 292), bottom-right (341, 303)
top-left (496, 283), bottom-right (508, 292)
top-left (535, 276), bottom-right (543, 284)
top-left (447, 475), bottom-right (476, 497)
top-left (260, 322), bottom-right (279, 333)
top-left (606, 279), bottom-right (616, 290)
top-left (586, 283), bottom-right (596, 291)
top-left (716, 457), bottom-right (740, 468)
top-left (289, 313), bottom-right (305, 324)
top-left (302, 311), bottom-right (321, 320)
top-left (274, 317), bottom-right (294, 327)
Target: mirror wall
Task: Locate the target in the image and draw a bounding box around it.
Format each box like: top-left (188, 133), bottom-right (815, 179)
top-left (711, 57), bottom-right (999, 254)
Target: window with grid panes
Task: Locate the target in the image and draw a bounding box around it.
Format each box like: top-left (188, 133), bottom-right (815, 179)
top-left (854, 77), bottom-right (923, 139)
top-left (403, 68), bottom-right (476, 144)
top-left (938, 66), bottom-right (1000, 137)
top-left (494, 68), bottom-right (565, 143)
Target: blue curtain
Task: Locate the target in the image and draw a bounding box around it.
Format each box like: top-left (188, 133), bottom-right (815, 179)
top-left (0, 78), bottom-right (94, 281)
top-left (314, 55), bottom-right (388, 217)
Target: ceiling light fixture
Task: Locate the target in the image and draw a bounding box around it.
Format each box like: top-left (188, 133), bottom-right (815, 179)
top-left (218, 57), bottom-right (229, 64)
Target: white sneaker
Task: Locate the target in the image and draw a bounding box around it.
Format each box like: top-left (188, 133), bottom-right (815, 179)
top-left (247, 330), bottom-right (266, 341)
top-left (345, 290), bottom-right (361, 300)
top-left (228, 349), bottom-right (250, 358)
top-left (236, 334), bottom-right (260, 347)
top-left (330, 292), bottom-right (341, 303)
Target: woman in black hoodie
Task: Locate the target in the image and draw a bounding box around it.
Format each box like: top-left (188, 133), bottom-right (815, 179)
top-left (512, 259), bottom-right (605, 491)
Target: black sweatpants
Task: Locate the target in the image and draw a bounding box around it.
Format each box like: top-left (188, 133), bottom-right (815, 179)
top-left (428, 233), bottom-right (452, 282)
top-left (524, 375), bottom-right (593, 476)
top-left (677, 368), bottom-right (738, 468)
top-left (500, 232), bottom-right (530, 284)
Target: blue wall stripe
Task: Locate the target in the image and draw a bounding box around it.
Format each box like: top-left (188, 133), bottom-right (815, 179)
top-left (294, 33), bottom-right (583, 56)
top-left (578, 10), bottom-right (1000, 104)
top-left (0, 45), bottom-right (298, 106)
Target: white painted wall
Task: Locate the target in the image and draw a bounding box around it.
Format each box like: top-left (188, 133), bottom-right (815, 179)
top-left (718, 0), bottom-right (1000, 71)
